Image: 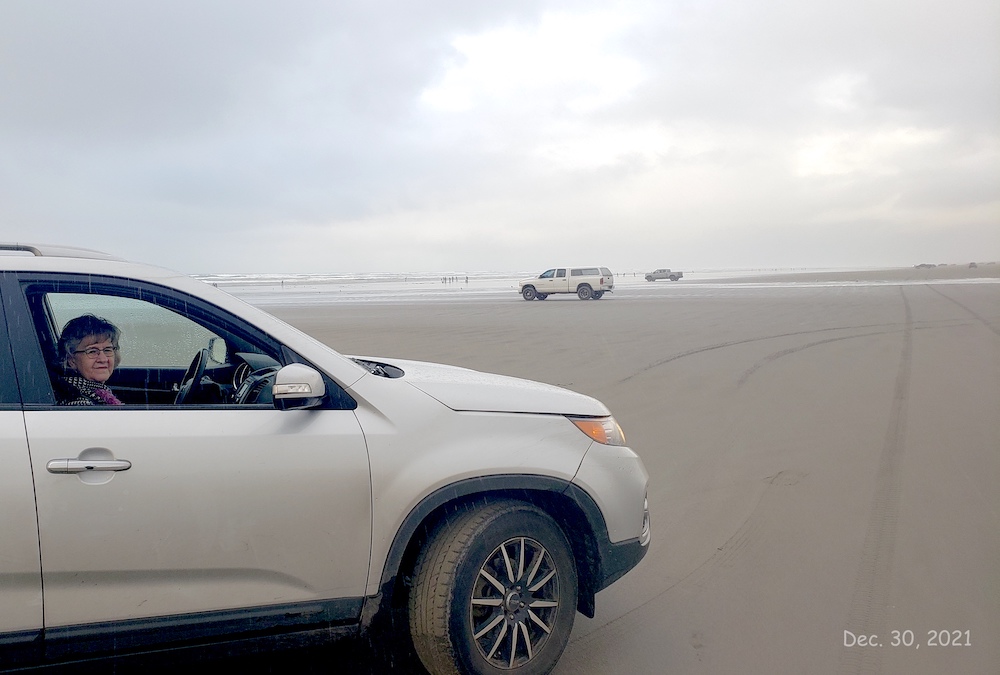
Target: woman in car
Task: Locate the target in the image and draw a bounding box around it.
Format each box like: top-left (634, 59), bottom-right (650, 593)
top-left (55, 314), bottom-right (124, 405)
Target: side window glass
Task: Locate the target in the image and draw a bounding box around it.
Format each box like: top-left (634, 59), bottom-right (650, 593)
top-left (48, 294), bottom-right (220, 369)
top-left (0, 292), bottom-right (18, 406)
top-left (539, 269), bottom-right (555, 279)
top-left (556, 269), bottom-right (566, 278)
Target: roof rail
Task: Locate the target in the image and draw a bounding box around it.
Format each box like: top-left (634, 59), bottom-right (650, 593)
top-left (0, 243), bottom-right (122, 261)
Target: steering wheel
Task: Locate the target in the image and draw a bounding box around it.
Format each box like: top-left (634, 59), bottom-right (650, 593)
top-left (174, 348), bottom-right (210, 405)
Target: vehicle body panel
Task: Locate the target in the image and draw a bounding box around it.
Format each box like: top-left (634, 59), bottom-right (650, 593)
top-left (352, 385), bottom-right (597, 593)
top-left (373, 356), bottom-right (609, 416)
top-left (25, 407), bottom-right (372, 627)
top-left (572, 443), bottom-right (649, 543)
top-left (0, 413), bottom-right (42, 636)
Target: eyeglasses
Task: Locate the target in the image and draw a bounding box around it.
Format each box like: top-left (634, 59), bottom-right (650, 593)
top-left (74, 346), bottom-right (119, 359)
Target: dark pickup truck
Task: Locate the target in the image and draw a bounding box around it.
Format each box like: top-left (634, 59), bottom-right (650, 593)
top-left (645, 268), bottom-right (683, 281)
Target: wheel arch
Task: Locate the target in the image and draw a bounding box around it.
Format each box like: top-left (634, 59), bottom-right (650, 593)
top-left (369, 475), bottom-right (608, 627)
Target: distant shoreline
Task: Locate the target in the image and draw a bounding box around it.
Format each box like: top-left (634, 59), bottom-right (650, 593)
top-left (696, 262), bottom-right (999, 284)
top-left (199, 262), bottom-right (1000, 286)
top-left (209, 262), bottom-right (1000, 307)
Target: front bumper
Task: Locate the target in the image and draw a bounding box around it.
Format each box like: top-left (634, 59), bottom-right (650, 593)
top-left (597, 535), bottom-right (649, 592)
top-left (596, 492), bottom-right (649, 590)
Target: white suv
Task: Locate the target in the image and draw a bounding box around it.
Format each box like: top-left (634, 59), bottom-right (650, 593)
top-left (0, 244), bottom-right (649, 673)
top-left (519, 267), bottom-right (615, 300)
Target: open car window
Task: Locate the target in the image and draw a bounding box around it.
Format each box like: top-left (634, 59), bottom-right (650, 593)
top-left (12, 273), bottom-right (355, 410)
top-left (24, 280), bottom-right (282, 408)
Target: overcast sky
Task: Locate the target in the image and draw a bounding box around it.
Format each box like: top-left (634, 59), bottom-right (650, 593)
top-left (2, 1), bottom-right (998, 274)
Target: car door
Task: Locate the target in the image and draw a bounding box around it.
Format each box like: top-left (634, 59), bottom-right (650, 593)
top-left (535, 269), bottom-right (568, 294)
top-left (553, 268), bottom-right (568, 292)
top-left (0, 279), bottom-right (43, 665)
top-left (533, 269), bottom-right (557, 293)
top-left (5, 274), bottom-right (372, 655)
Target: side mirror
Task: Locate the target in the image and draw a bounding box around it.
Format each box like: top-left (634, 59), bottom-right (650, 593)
top-left (272, 363), bottom-right (327, 410)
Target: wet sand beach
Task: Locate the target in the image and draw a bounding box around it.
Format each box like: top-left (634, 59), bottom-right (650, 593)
top-left (264, 267), bottom-right (998, 674)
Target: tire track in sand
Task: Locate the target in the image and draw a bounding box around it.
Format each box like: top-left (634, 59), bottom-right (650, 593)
top-left (617, 323), bottom-right (903, 385)
top-left (838, 287), bottom-right (913, 675)
top-left (561, 470), bottom-right (806, 659)
top-left (925, 284), bottom-right (1000, 338)
top-left (735, 329), bottom-right (896, 388)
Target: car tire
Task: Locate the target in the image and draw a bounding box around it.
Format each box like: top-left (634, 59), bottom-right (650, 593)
top-left (592, 291), bottom-right (604, 299)
top-left (645, 275), bottom-right (654, 282)
top-left (522, 287), bottom-right (537, 301)
top-left (576, 285), bottom-right (593, 300)
top-left (409, 500), bottom-right (578, 675)
top-left (669, 275), bottom-right (678, 281)
top-left (536, 293), bottom-right (548, 300)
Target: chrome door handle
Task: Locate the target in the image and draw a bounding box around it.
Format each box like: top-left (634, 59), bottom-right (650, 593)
top-left (46, 459), bottom-right (132, 474)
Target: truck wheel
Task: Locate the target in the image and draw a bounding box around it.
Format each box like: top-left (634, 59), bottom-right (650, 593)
top-left (645, 276), bottom-right (654, 282)
top-left (409, 501), bottom-right (578, 675)
top-left (669, 275), bottom-right (678, 281)
top-left (536, 293), bottom-right (548, 300)
top-left (592, 291), bottom-right (604, 299)
top-left (577, 285), bottom-right (593, 300)
top-left (522, 287), bottom-right (537, 301)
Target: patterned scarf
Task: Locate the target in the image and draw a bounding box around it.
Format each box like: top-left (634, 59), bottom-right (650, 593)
top-left (62, 375), bottom-right (123, 406)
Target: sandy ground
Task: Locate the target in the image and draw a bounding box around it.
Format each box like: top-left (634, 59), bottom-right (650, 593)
top-left (705, 262), bottom-right (1000, 284)
top-left (260, 268), bottom-right (998, 674)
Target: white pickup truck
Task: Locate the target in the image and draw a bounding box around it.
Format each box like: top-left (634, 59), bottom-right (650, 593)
top-left (520, 266), bottom-right (615, 300)
top-left (645, 268), bottom-right (683, 281)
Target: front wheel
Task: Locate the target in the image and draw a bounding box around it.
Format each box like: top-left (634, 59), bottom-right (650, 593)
top-left (409, 501), bottom-right (578, 675)
top-left (522, 286), bottom-right (537, 301)
top-left (576, 285), bottom-right (593, 300)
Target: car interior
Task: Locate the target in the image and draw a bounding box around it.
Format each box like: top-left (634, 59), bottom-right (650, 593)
top-left (25, 285), bottom-right (283, 407)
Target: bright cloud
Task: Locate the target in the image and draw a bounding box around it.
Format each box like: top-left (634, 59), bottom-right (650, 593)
top-left (813, 72), bottom-right (869, 112)
top-left (420, 11), bottom-right (645, 114)
top-left (795, 127), bottom-right (949, 177)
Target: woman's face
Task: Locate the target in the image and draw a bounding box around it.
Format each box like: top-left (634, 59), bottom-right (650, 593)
top-left (67, 335), bottom-right (117, 383)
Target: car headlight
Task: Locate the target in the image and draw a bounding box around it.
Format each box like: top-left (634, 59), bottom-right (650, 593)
top-left (568, 415), bottom-right (627, 446)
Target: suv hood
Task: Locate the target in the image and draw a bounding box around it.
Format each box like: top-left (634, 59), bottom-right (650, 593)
top-left (357, 357), bottom-right (610, 416)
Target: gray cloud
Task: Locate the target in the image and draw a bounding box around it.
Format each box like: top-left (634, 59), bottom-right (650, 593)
top-left (2, 0), bottom-right (997, 273)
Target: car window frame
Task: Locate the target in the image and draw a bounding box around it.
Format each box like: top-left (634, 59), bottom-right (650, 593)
top-left (0, 273), bottom-right (23, 408)
top-left (6, 272), bottom-right (355, 411)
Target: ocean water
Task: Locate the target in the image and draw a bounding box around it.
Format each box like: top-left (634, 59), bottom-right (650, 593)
top-left (195, 269), bottom-right (787, 305)
top-left (197, 270), bottom-right (529, 305)
top-left (194, 268), bottom-right (996, 307)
